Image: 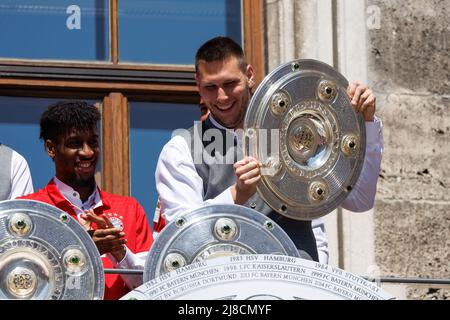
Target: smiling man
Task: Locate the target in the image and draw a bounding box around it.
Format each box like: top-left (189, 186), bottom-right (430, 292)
top-left (155, 36), bottom-right (383, 262)
top-left (19, 101), bottom-right (153, 299)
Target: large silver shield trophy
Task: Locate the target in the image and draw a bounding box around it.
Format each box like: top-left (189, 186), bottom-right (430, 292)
top-left (245, 59), bottom-right (365, 220)
top-left (0, 200), bottom-right (104, 299)
top-left (143, 204), bottom-right (300, 281)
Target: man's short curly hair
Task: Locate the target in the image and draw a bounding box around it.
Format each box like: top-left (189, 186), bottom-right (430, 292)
top-left (40, 101), bottom-right (100, 143)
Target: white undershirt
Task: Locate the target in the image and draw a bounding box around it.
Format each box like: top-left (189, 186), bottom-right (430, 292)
top-left (156, 115), bottom-right (384, 264)
top-left (9, 150), bottom-right (34, 199)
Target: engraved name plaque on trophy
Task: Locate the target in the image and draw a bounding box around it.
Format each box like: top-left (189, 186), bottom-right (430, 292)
top-left (123, 254), bottom-right (394, 300)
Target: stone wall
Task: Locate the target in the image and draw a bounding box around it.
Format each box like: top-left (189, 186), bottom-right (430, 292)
top-left (264, 0), bottom-right (450, 298)
top-left (366, 0), bottom-right (450, 298)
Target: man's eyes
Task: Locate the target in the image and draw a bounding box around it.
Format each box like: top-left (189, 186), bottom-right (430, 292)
top-left (224, 81), bottom-right (237, 87)
top-left (89, 140), bottom-right (99, 148)
top-left (204, 81), bottom-right (237, 90)
top-left (66, 140), bottom-right (98, 149)
top-left (66, 141), bottom-right (81, 148)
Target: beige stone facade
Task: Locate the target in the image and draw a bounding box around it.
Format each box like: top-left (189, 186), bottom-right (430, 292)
top-left (263, 0), bottom-right (450, 299)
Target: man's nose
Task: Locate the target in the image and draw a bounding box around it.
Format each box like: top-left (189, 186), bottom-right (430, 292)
top-left (217, 87), bottom-right (228, 102)
top-left (79, 143), bottom-right (94, 157)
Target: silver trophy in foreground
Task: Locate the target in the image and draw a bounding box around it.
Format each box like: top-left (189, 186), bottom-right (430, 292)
top-left (0, 200), bottom-right (104, 299)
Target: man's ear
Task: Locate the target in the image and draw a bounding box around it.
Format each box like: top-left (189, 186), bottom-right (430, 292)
top-left (45, 140), bottom-right (56, 160)
top-left (246, 64), bottom-right (255, 89)
top-left (195, 74), bottom-right (200, 88)
top-left (195, 61), bottom-right (203, 88)
top-left (195, 70), bottom-right (203, 89)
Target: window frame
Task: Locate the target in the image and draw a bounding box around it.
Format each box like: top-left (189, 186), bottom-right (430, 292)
top-left (0, 0), bottom-right (266, 196)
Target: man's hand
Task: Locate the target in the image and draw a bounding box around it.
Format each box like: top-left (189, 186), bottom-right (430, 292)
top-left (82, 210), bottom-right (127, 261)
top-left (231, 157), bottom-right (261, 205)
top-left (347, 81), bottom-right (376, 122)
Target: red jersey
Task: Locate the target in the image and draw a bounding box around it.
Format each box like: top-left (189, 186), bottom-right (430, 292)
top-left (19, 180), bottom-right (153, 300)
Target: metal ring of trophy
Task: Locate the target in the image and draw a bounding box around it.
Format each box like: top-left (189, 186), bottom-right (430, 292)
top-left (124, 255), bottom-right (394, 300)
top-left (143, 204), bottom-right (300, 282)
top-left (244, 59), bottom-right (366, 220)
top-left (0, 200), bottom-right (104, 300)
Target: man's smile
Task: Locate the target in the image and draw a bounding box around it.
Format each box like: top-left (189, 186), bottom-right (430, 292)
top-left (76, 160), bottom-right (96, 174)
top-left (215, 102), bottom-right (235, 112)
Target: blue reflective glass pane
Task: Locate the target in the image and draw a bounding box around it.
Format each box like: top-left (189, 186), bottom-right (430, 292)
top-left (0, 1), bottom-right (109, 61)
top-left (119, 0), bottom-right (242, 64)
top-left (130, 102), bottom-right (199, 223)
top-left (0, 97), bottom-right (99, 193)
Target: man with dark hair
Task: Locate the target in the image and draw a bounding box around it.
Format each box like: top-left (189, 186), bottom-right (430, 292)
top-left (20, 101), bottom-right (153, 300)
top-left (155, 36), bottom-right (383, 262)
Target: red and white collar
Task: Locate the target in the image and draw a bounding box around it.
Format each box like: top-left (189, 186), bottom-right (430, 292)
top-left (52, 176), bottom-right (103, 217)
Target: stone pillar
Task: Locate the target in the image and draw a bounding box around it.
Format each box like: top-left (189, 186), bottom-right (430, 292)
top-left (334, 0), bottom-right (376, 276)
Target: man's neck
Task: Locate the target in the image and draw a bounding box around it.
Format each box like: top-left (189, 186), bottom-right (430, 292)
top-left (77, 185), bottom-right (96, 203)
top-left (208, 114), bottom-right (244, 131)
top-left (55, 176), bottom-right (96, 202)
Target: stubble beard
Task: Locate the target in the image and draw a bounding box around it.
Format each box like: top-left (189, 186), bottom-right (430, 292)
top-left (73, 174), bottom-right (96, 188)
top-left (223, 88), bottom-right (251, 129)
